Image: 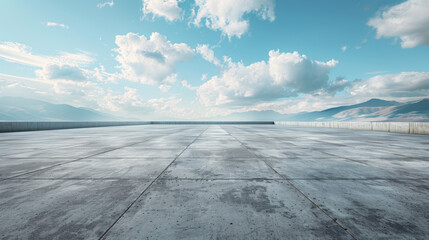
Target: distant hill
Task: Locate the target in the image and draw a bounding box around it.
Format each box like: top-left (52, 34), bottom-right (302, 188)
top-left (208, 110), bottom-right (287, 121)
top-left (0, 96), bottom-right (120, 121)
top-left (214, 98), bottom-right (429, 122)
top-left (1, 96), bottom-right (428, 122)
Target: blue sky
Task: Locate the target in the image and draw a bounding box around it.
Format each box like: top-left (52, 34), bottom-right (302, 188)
top-left (0, 0), bottom-right (428, 119)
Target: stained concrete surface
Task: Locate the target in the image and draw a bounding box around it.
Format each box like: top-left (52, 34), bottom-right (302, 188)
top-left (0, 125), bottom-right (429, 239)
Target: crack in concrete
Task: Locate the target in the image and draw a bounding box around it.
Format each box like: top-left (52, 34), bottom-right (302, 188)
top-left (98, 127), bottom-right (209, 240)
top-left (0, 128), bottom-right (192, 182)
top-left (221, 126), bottom-right (359, 240)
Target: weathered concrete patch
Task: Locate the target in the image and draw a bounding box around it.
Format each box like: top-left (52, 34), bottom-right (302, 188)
top-left (102, 180), bottom-right (351, 240)
top-left (290, 179), bottom-right (429, 239)
top-left (0, 158), bottom-right (75, 179)
top-left (0, 179), bottom-right (152, 240)
top-left (18, 157), bottom-right (173, 179)
top-left (162, 158), bottom-right (281, 180)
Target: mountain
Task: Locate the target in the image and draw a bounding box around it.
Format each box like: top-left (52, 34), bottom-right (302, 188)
top-left (0, 96), bottom-right (120, 121)
top-left (208, 110), bottom-right (287, 121)
top-left (1, 96), bottom-right (428, 122)
top-left (288, 98), bottom-right (402, 121)
top-left (215, 98), bottom-right (429, 122)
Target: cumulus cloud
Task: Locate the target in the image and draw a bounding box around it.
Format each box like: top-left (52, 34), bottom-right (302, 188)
top-left (101, 87), bottom-right (144, 112)
top-left (196, 44), bottom-right (221, 66)
top-left (97, 0), bottom-right (114, 8)
top-left (349, 72), bottom-right (429, 97)
top-left (197, 50), bottom-right (339, 106)
top-left (143, 0), bottom-right (183, 21)
top-left (193, 0), bottom-right (275, 38)
top-left (114, 32), bottom-right (194, 85)
top-left (368, 0), bottom-right (429, 48)
top-left (341, 46), bottom-right (347, 52)
top-left (35, 64), bottom-right (89, 81)
top-left (46, 22), bottom-right (69, 29)
top-left (181, 80), bottom-right (197, 90)
top-left (159, 84), bottom-right (171, 92)
top-left (93, 65), bottom-right (121, 82)
top-left (268, 50), bottom-right (338, 92)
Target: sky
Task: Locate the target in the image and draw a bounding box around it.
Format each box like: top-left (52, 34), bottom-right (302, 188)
top-left (0, 0), bottom-right (428, 120)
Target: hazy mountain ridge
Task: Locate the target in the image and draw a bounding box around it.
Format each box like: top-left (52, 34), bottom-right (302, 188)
top-left (216, 98), bottom-right (429, 122)
top-left (0, 96), bottom-right (120, 121)
top-left (0, 96), bottom-right (428, 121)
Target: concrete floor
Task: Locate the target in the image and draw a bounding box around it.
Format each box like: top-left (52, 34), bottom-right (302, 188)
top-left (0, 125), bottom-right (428, 240)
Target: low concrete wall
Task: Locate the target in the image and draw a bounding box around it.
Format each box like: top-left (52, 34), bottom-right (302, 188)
top-left (0, 121), bottom-right (274, 133)
top-left (274, 121), bottom-right (429, 135)
top-left (150, 121), bottom-right (274, 125)
top-left (0, 121), bottom-right (151, 133)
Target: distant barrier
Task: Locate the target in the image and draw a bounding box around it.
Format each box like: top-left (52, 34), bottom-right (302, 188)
top-left (0, 121), bottom-right (274, 132)
top-left (150, 121), bottom-right (274, 125)
top-left (274, 122), bottom-right (429, 135)
top-left (2, 121), bottom-right (428, 134)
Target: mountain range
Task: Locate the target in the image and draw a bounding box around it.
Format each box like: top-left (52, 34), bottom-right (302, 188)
top-left (210, 98), bottom-right (429, 122)
top-left (0, 96), bottom-right (119, 121)
top-left (0, 96), bottom-right (428, 122)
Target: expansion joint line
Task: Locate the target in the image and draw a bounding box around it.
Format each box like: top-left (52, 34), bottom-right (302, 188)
top-left (220, 126), bottom-right (359, 240)
top-left (288, 137), bottom-right (421, 179)
top-left (98, 126), bottom-right (209, 240)
top-left (0, 127), bottom-right (191, 182)
top-left (1, 140), bottom-right (146, 181)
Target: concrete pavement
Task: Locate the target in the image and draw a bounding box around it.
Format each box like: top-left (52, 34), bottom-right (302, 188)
top-left (0, 125), bottom-right (428, 239)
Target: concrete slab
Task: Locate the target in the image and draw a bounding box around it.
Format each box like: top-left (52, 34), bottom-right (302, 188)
top-left (162, 158), bottom-right (282, 180)
top-left (0, 179), bottom-right (152, 240)
top-left (0, 158), bottom-right (75, 179)
top-left (93, 147), bottom-right (185, 159)
top-left (18, 157), bottom-right (174, 179)
top-left (102, 180), bottom-right (352, 240)
top-left (290, 179), bottom-right (429, 239)
top-left (0, 124), bottom-right (428, 239)
top-left (180, 147), bottom-right (256, 158)
top-left (266, 157), bottom-right (409, 180)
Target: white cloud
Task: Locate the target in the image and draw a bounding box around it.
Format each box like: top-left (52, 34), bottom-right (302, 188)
top-left (201, 73), bottom-right (208, 81)
top-left (181, 80), bottom-right (197, 90)
top-left (368, 0), bottom-right (429, 48)
top-left (114, 32), bottom-right (194, 85)
top-left (0, 42), bottom-right (47, 67)
top-left (101, 87), bottom-right (144, 112)
top-left (35, 64), bottom-right (89, 81)
top-left (193, 0), bottom-right (275, 38)
top-left (143, 0), bottom-right (183, 21)
top-left (159, 84), bottom-right (171, 92)
top-left (0, 41), bottom-right (103, 90)
top-left (97, 0), bottom-right (114, 8)
top-left (268, 50), bottom-right (338, 92)
top-left (196, 44), bottom-right (221, 66)
top-left (341, 46), bottom-right (347, 52)
top-left (349, 72), bottom-right (429, 97)
top-left (46, 22), bottom-right (69, 29)
top-left (197, 50), bottom-right (338, 107)
top-left (93, 65), bottom-right (121, 82)
top-left (0, 42), bottom-right (94, 67)
top-left (146, 97), bottom-right (197, 119)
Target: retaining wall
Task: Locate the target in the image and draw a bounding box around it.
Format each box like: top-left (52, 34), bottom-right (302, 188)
top-left (1, 121), bottom-right (428, 134)
top-left (274, 121), bottom-right (429, 135)
top-left (0, 121), bottom-right (274, 132)
top-left (0, 121), bottom-right (151, 133)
